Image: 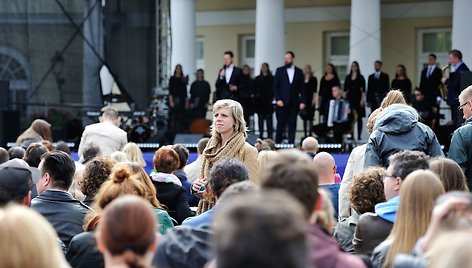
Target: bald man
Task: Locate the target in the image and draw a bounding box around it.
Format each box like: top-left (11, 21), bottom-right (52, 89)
top-left (313, 152), bottom-right (340, 219)
top-left (301, 137), bottom-right (319, 159)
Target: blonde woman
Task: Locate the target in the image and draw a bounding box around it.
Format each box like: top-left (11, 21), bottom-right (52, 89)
top-left (371, 170), bottom-right (445, 268)
top-left (0, 204), bottom-right (70, 268)
top-left (122, 142), bottom-right (147, 167)
top-left (192, 99), bottom-right (259, 214)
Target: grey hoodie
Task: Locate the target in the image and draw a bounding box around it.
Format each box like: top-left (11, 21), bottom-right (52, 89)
top-left (364, 104), bottom-right (443, 168)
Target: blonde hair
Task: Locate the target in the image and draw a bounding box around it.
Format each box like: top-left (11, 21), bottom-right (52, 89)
top-left (0, 205), bottom-right (70, 268)
top-left (317, 189), bottom-right (335, 233)
top-left (366, 108), bottom-right (384, 134)
top-left (69, 163), bottom-right (86, 201)
top-left (428, 229), bottom-right (472, 268)
top-left (121, 161), bottom-right (163, 209)
top-left (110, 151), bottom-right (129, 163)
top-left (458, 85), bottom-right (472, 102)
top-left (380, 89), bottom-right (407, 108)
top-left (430, 157), bottom-right (469, 192)
top-left (122, 142), bottom-right (146, 167)
top-left (211, 99), bottom-right (247, 137)
top-left (383, 170), bottom-right (445, 268)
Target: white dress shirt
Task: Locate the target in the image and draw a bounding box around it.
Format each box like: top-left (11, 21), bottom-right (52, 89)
top-left (286, 65), bottom-right (295, 84)
top-left (225, 64), bottom-right (234, 84)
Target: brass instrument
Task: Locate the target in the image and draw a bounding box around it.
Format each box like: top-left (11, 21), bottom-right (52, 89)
top-left (439, 64), bottom-right (450, 100)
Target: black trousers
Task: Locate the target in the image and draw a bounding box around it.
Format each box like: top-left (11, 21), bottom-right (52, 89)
top-left (276, 106), bottom-right (298, 144)
top-left (258, 112), bottom-right (274, 139)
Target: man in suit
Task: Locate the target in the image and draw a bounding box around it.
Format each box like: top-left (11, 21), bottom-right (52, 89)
top-left (215, 51), bottom-right (245, 102)
top-left (419, 53), bottom-right (442, 105)
top-left (367, 60), bottom-right (390, 111)
top-left (274, 51), bottom-right (306, 144)
top-left (442, 49), bottom-right (470, 128)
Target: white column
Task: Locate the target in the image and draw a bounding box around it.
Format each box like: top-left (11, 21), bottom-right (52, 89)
top-left (170, 0), bottom-right (196, 84)
top-left (254, 0), bottom-right (285, 75)
top-left (349, 0), bottom-right (381, 78)
top-left (452, 0), bottom-right (472, 66)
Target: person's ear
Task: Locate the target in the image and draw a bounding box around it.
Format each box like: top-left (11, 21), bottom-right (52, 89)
top-left (148, 234), bottom-right (160, 252)
top-left (23, 191), bottom-right (32, 207)
top-left (96, 232), bottom-right (106, 254)
top-left (43, 173), bottom-right (51, 188)
top-left (314, 190), bottom-right (324, 212)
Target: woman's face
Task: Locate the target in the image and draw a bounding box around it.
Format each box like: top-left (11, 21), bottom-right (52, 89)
top-left (213, 108), bottom-right (235, 136)
top-left (175, 65), bottom-right (182, 75)
top-left (261, 64), bottom-right (268, 73)
top-left (396, 66), bottom-right (403, 76)
top-left (325, 65), bottom-right (333, 74)
top-left (351, 63), bottom-right (358, 73)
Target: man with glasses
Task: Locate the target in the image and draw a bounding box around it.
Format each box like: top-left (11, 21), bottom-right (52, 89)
top-left (449, 85), bottom-right (472, 190)
top-left (354, 150), bottom-right (429, 256)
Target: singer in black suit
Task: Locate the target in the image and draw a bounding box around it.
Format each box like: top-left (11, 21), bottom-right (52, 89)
top-left (274, 51), bottom-right (306, 144)
top-left (215, 51), bottom-right (245, 102)
top-left (419, 53), bottom-right (442, 104)
top-left (367, 60), bottom-right (390, 111)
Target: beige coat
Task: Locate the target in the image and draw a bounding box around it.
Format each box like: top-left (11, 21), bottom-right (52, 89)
top-left (78, 121), bottom-right (127, 161)
top-left (235, 142), bottom-right (260, 184)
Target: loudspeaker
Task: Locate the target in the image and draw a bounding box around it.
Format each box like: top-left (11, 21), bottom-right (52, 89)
top-left (0, 110), bottom-right (20, 147)
top-left (0, 81), bottom-right (9, 110)
top-left (461, 71), bottom-right (472, 91)
top-left (173, 134), bottom-right (203, 145)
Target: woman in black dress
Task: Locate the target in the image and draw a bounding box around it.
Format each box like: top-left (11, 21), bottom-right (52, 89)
top-left (168, 64), bottom-right (189, 132)
top-left (254, 63), bottom-right (274, 139)
top-left (319, 63), bottom-right (340, 123)
top-left (344, 61), bottom-right (366, 140)
top-left (300, 64), bottom-right (318, 137)
top-left (391, 64), bottom-right (412, 103)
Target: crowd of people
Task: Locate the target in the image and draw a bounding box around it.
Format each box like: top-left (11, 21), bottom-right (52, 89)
top-left (1, 48), bottom-right (472, 267)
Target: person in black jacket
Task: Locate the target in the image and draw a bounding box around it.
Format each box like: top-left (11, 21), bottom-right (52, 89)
top-left (274, 51), bottom-right (306, 144)
top-left (367, 60), bottom-right (390, 112)
top-left (169, 64), bottom-right (189, 133)
top-left (215, 51), bottom-right (245, 102)
top-left (300, 64), bottom-right (318, 137)
top-left (319, 63), bottom-right (340, 123)
top-left (391, 64), bottom-right (412, 103)
top-left (344, 61), bottom-right (366, 140)
top-left (190, 69), bottom-right (211, 120)
top-left (31, 151), bottom-right (90, 247)
top-left (254, 63), bottom-right (274, 139)
top-left (240, 64), bottom-right (255, 126)
top-left (419, 53), bottom-right (442, 105)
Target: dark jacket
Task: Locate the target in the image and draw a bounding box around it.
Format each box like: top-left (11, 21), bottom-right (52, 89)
top-left (367, 72), bottom-right (390, 106)
top-left (334, 212), bottom-right (359, 254)
top-left (174, 169), bottom-right (199, 207)
top-left (354, 212), bottom-right (393, 256)
top-left (308, 224), bottom-right (366, 268)
top-left (273, 66), bottom-right (306, 108)
top-left (371, 239), bottom-right (393, 268)
top-left (215, 66), bottom-right (245, 101)
top-left (66, 232), bottom-right (104, 268)
top-left (254, 73), bottom-right (274, 114)
top-left (448, 116), bottom-right (472, 190)
top-left (153, 181), bottom-right (195, 224)
top-left (446, 62), bottom-right (470, 106)
top-left (419, 66), bottom-right (442, 103)
top-left (31, 189), bottom-right (90, 247)
top-left (364, 104), bottom-right (443, 168)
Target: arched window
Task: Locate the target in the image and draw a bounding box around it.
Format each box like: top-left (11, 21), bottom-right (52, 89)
top-left (0, 46), bottom-right (31, 108)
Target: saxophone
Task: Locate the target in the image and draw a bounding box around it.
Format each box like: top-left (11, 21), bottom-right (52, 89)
top-left (439, 64), bottom-right (450, 100)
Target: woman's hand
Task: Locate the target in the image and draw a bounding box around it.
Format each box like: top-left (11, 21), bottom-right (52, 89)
top-left (191, 178), bottom-right (207, 196)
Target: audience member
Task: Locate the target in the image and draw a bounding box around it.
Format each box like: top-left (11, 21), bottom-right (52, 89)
top-left (81, 145), bottom-right (101, 164)
top-left (150, 146), bottom-right (194, 224)
top-left (428, 229), bottom-right (472, 268)
top-left (31, 151), bottom-right (90, 247)
top-left (254, 138), bottom-right (272, 152)
top-left (212, 191), bottom-right (308, 268)
top-left (172, 144), bottom-right (198, 206)
top-left (122, 142), bottom-right (147, 167)
top-left (317, 188), bottom-right (336, 233)
top-left (79, 156), bottom-right (115, 206)
top-left (0, 159), bottom-right (38, 206)
top-left (380, 89), bottom-right (407, 108)
top-left (430, 157), bottom-right (469, 192)
top-left (257, 150), bottom-right (278, 173)
top-left (0, 204), bottom-right (69, 268)
top-left (16, 119), bottom-right (52, 149)
top-left (449, 85), bottom-right (472, 189)
top-left (371, 170), bottom-right (444, 268)
top-left (78, 107), bottom-right (127, 161)
top-left (110, 151), bottom-right (129, 162)
top-left (68, 163), bottom-right (86, 202)
top-left (354, 150), bottom-right (430, 256)
top-left (364, 103), bottom-right (443, 168)
top-left (313, 152), bottom-right (340, 219)
top-left (8, 146), bottom-right (25, 160)
top-left (301, 136), bottom-right (319, 158)
top-left (41, 140), bottom-right (54, 151)
top-left (97, 196), bottom-right (158, 268)
top-left (334, 167), bottom-right (386, 253)
top-left (23, 143), bottom-right (48, 168)
top-left (183, 158), bottom-right (249, 229)
top-left (260, 150), bottom-right (366, 268)
top-left (0, 147), bottom-right (8, 164)
top-left (54, 140), bottom-right (71, 155)
top-left (184, 137), bottom-right (209, 184)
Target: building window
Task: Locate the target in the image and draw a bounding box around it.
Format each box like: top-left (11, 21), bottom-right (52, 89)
top-left (417, 28), bottom-right (451, 79)
top-left (0, 46), bottom-right (31, 111)
top-left (196, 37), bottom-right (205, 70)
top-left (240, 35), bottom-right (255, 72)
top-left (325, 32), bottom-right (349, 86)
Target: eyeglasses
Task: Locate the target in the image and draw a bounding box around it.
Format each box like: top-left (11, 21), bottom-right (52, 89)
top-left (459, 101), bottom-right (470, 111)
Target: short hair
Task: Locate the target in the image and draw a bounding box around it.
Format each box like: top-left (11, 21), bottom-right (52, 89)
top-left (224, 51), bottom-right (234, 58)
top-left (197, 138), bottom-right (210, 154)
top-left (430, 157), bottom-right (469, 192)
top-left (285, 50), bottom-right (295, 58)
top-left (80, 157), bottom-right (115, 196)
top-left (23, 143), bottom-right (48, 168)
top-left (82, 146), bottom-right (101, 164)
top-left (350, 167), bottom-right (386, 214)
top-left (388, 150), bottom-right (429, 180)
top-left (428, 53), bottom-right (437, 60)
top-left (459, 85), bottom-right (472, 102)
top-left (0, 204), bottom-right (70, 268)
top-left (40, 151), bottom-right (76, 190)
top-left (152, 146), bottom-right (179, 173)
top-left (54, 141), bottom-right (71, 155)
top-left (217, 181), bottom-right (258, 205)
top-left (102, 107), bottom-right (119, 120)
top-left (0, 147), bottom-right (8, 164)
top-left (98, 196), bottom-right (157, 257)
top-left (214, 191), bottom-right (308, 268)
top-left (260, 149), bottom-right (319, 219)
top-left (171, 144), bottom-right (189, 169)
top-left (196, 68), bottom-right (204, 74)
top-left (449, 49), bottom-right (463, 60)
top-left (0, 160), bottom-right (34, 206)
top-left (375, 60), bottom-right (382, 65)
top-left (208, 158), bottom-right (249, 198)
top-left (211, 99), bottom-right (247, 137)
top-left (8, 146), bottom-right (25, 160)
